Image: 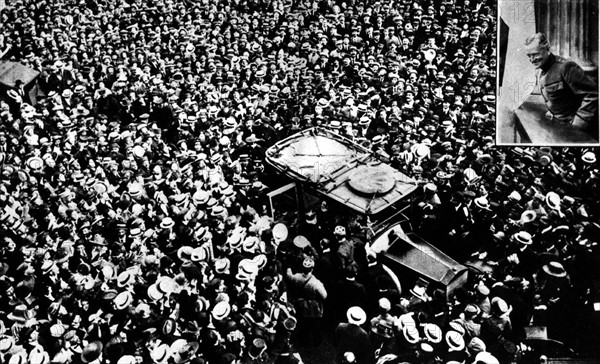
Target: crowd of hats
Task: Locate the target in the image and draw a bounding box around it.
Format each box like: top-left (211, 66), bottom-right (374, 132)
top-left (0, 0), bottom-right (598, 362)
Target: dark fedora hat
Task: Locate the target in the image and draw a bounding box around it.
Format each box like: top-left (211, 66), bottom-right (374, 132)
top-left (7, 305), bottom-right (34, 323)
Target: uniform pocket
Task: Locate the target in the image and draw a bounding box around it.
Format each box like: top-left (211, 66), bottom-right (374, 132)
top-left (542, 81), bottom-right (566, 102)
top-left (544, 81), bottom-right (564, 92)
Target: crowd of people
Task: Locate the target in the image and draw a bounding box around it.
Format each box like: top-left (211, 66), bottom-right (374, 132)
top-left (0, 0), bottom-right (598, 363)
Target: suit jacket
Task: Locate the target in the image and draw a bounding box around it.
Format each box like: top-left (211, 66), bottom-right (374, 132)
top-left (332, 278), bottom-right (368, 314)
top-left (15, 85), bottom-right (32, 105)
top-left (334, 323), bottom-right (374, 364)
top-left (314, 250), bottom-right (337, 290)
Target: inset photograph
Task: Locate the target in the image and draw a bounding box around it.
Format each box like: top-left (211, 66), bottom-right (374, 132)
top-left (497, 0), bottom-right (599, 145)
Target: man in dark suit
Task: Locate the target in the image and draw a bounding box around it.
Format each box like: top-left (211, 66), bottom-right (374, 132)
top-left (334, 306), bottom-right (374, 364)
top-left (313, 238), bottom-right (338, 329)
top-left (440, 191), bottom-right (473, 256)
top-left (300, 210), bottom-right (324, 253)
top-left (313, 238), bottom-right (336, 292)
top-left (360, 253), bottom-right (387, 315)
top-left (13, 79), bottom-right (31, 105)
top-left (286, 258), bottom-right (327, 347)
top-left (331, 265), bottom-right (367, 324)
top-left (435, 99), bottom-right (453, 120)
top-left (47, 61), bottom-right (73, 91)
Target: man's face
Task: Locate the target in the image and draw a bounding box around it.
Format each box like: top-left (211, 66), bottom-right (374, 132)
top-left (525, 42), bottom-right (550, 69)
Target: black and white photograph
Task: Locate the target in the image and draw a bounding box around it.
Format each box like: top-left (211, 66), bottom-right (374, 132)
top-left (0, 0), bottom-right (599, 363)
top-left (497, 0), bottom-right (599, 145)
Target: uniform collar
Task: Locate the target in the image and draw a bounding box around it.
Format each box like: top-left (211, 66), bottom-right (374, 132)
top-left (540, 53), bottom-right (556, 74)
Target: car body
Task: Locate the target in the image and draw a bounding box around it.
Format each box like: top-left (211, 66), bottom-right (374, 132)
top-left (264, 127), bottom-right (468, 296)
top-left (369, 218), bottom-right (469, 297)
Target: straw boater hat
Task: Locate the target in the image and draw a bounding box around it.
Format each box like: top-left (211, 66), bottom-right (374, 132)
top-left (228, 232), bottom-right (244, 251)
top-left (520, 210), bottom-right (537, 224)
top-left (468, 337), bottom-right (487, 354)
top-left (177, 246), bottom-right (194, 261)
top-left (473, 196), bottom-right (490, 210)
top-left (117, 355), bottom-right (137, 364)
top-left (8, 351), bottom-right (27, 364)
top-left (292, 235), bottom-right (310, 249)
top-left (242, 236), bottom-right (261, 253)
top-left (346, 306), bottom-right (367, 325)
top-left (50, 323), bottom-right (66, 338)
top-left (423, 323), bottom-right (442, 343)
top-left (151, 343), bottom-right (172, 364)
top-left (114, 291), bottom-right (133, 310)
top-left (542, 261), bottom-right (567, 277)
top-left (410, 277), bottom-right (429, 299)
top-left (160, 217), bottom-right (175, 229)
top-left (117, 270), bottom-right (135, 287)
top-left (508, 190), bottom-right (521, 202)
top-left (236, 259), bottom-right (259, 281)
top-left (214, 258), bottom-right (231, 275)
top-left (412, 143), bottom-right (430, 159)
top-left (251, 254), bottom-right (268, 270)
top-left (272, 223), bottom-right (288, 243)
top-left (156, 276), bottom-right (178, 295)
top-left (512, 231), bottom-right (532, 245)
top-left (212, 301), bottom-right (231, 321)
top-left (424, 183), bottom-right (437, 193)
top-left (448, 320), bottom-right (466, 337)
top-left (545, 192), bottom-right (561, 210)
top-left (477, 154), bottom-right (493, 165)
top-left (26, 157), bottom-right (44, 171)
top-left (0, 334), bottom-right (15, 354)
top-left (538, 152), bottom-right (553, 166)
top-left (475, 352), bottom-right (500, 364)
top-left (491, 297), bottom-right (512, 316)
top-left (402, 325), bottom-right (420, 344)
top-left (147, 284), bottom-right (164, 301)
top-left (446, 331), bottom-right (466, 351)
top-left (191, 247), bottom-right (207, 262)
top-left (582, 151), bottom-right (596, 164)
top-left (6, 90), bottom-right (19, 100)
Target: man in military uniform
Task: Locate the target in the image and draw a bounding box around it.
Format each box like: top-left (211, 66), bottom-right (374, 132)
top-left (525, 32), bottom-right (598, 133)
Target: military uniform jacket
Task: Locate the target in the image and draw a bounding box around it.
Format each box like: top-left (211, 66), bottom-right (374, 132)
top-left (539, 54), bottom-right (598, 122)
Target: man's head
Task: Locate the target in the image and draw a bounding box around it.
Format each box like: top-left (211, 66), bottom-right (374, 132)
top-left (524, 33), bottom-right (551, 69)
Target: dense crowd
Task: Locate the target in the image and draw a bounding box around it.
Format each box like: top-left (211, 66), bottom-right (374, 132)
top-left (0, 0), bottom-right (598, 363)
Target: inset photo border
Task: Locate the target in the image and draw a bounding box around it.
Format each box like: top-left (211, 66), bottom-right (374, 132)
top-left (496, 0), bottom-right (599, 146)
